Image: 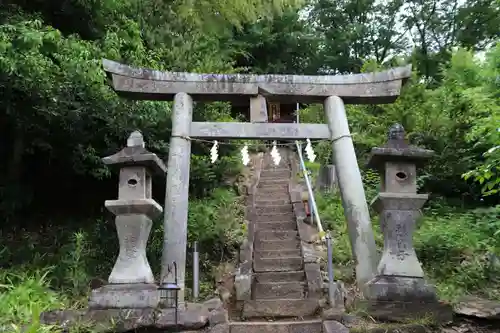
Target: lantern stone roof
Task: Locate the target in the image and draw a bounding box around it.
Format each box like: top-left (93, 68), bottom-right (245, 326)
top-left (102, 131), bottom-right (167, 176)
top-left (367, 124), bottom-right (434, 170)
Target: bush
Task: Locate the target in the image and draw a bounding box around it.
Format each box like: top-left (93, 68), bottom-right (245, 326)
top-left (0, 186), bottom-right (246, 327)
top-left (316, 185), bottom-right (500, 302)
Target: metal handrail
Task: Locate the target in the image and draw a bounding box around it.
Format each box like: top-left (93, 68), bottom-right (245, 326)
top-left (295, 141), bottom-right (324, 237)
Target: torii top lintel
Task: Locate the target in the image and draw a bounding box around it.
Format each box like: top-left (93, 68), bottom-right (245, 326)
top-left (102, 59), bottom-right (412, 104)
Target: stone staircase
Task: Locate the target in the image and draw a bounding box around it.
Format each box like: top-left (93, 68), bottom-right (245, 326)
top-left (229, 152), bottom-right (329, 333)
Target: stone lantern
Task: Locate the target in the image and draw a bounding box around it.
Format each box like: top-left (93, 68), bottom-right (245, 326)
top-left (364, 124), bottom-right (449, 321)
top-left (89, 131), bottom-right (166, 309)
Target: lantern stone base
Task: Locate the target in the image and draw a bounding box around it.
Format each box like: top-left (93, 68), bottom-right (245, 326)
top-left (361, 275), bottom-right (452, 323)
top-left (41, 302), bottom-right (213, 332)
top-left (364, 275), bottom-right (437, 302)
top-left (89, 283), bottom-right (159, 309)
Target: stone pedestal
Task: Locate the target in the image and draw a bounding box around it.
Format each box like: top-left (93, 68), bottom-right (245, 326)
top-left (89, 131), bottom-right (166, 309)
top-left (363, 124), bottom-right (451, 322)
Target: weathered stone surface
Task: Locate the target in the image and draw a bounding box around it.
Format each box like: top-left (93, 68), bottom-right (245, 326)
top-left (210, 323), bottom-right (230, 333)
top-left (234, 271), bottom-right (252, 301)
top-left (190, 122), bottom-right (331, 140)
top-left (161, 92), bottom-right (193, 306)
top-left (156, 303), bottom-right (210, 329)
top-left (254, 249), bottom-right (301, 258)
top-left (255, 198), bottom-right (291, 205)
top-left (255, 213), bottom-right (295, 222)
top-left (454, 296), bottom-right (500, 320)
top-left (304, 263), bottom-right (322, 298)
top-left (255, 239), bottom-right (300, 252)
top-left (230, 320), bottom-right (322, 333)
top-left (100, 132), bottom-right (161, 288)
top-left (242, 299), bottom-right (320, 318)
top-left (322, 320), bottom-right (349, 333)
top-left (103, 214), bottom-right (156, 284)
top-left (254, 221), bottom-right (297, 231)
top-left (316, 164), bottom-right (337, 192)
top-left (104, 199), bottom-right (163, 219)
top-left (102, 59), bottom-right (412, 104)
top-left (366, 124), bottom-right (438, 309)
top-left (356, 299), bottom-right (453, 323)
top-left (364, 276), bottom-right (437, 303)
top-left (324, 95), bottom-right (378, 287)
top-left (102, 131), bottom-right (166, 176)
top-left (203, 297), bottom-right (223, 311)
top-left (254, 281), bottom-right (304, 299)
top-left (321, 307), bottom-right (346, 321)
top-left (40, 306), bottom-right (210, 332)
top-left (209, 308), bottom-right (229, 326)
top-left (254, 271), bottom-right (305, 283)
top-left (255, 230), bottom-right (298, 241)
top-left (250, 95), bottom-right (268, 122)
top-left (254, 256), bottom-right (303, 272)
top-left (255, 205), bottom-right (292, 214)
top-left (89, 284), bottom-right (159, 309)
top-left (260, 168), bottom-right (290, 178)
top-left (371, 194), bottom-right (428, 278)
top-left (298, 222), bottom-right (318, 244)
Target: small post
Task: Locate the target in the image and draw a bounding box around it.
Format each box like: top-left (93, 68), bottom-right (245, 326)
top-left (193, 241), bottom-right (200, 301)
top-left (324, 96), bottom-right (377, 287)
top-left (326, 232), bottom-right (335, 306)
top-left (89, 131), bottom-right (166, 309)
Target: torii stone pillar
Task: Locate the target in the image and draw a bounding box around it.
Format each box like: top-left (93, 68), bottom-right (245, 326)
top-left (101, 58), bottom-right (413, 297)
top-left (325, 96), bottom-right (378, 286)
top-left (161, 92), bottom-right (193, 307)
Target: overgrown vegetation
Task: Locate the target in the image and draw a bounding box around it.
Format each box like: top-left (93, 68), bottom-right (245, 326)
top-left (0, 0), bottom-right (498, 329)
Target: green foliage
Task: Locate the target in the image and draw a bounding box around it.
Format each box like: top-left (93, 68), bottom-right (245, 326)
top-left (416, 205), bottom-right (500, 301)
top-left (316, 187), bottom-right (500, 302)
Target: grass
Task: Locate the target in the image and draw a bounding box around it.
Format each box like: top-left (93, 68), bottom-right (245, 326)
top-left (0, 187), bottom-right (245, 331)
top-left (315, 177), bottom-right (500, 303)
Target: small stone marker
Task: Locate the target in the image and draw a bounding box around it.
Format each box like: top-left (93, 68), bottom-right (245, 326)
top-left (250, 94), bottom-right (268, 122)
top-left (316, 164), bottom-right (337, 192)
top-left (363, 124), bottom-right (452, 322)
top-left (89, 130), bottom-right (166, 309)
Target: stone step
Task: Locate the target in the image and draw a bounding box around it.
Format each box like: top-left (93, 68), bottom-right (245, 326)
top-left (257, 183), bottom-right (289, 190)
top-left (261, 167), bottom-right (290, 173)
top-left (242, 299), bottom-right (320, 318)
top-left (254, 271), bottom-right (305, 283)
top-left (255, 198), bottom-right (291, 206)
top-left (254, 256), bottom-right (303, 272)
top-left (255, 214), bottom-right (295, 223)
top-left (254, 281), bottom-right (305, 299)
top-left (255, 230), bottom-right (298, 241)
top-left (255, 239), bottom-right (300, 251)
top-left (255, 188), bottom-right (290, 196)
top-left (254, 221), bottom-right (297, 231)
top-left (257, 184), bottom-right (289, 191)
top-left (255, 196), bottom-right (290, 204)
top-left (254, 249), bottom-right (302, 258)
top-left (230, 320), bottom-right (322, 333)
top-left (255, 205), bottom-right (293, 214)
top-left (258, 178), bottom-right (289, 185)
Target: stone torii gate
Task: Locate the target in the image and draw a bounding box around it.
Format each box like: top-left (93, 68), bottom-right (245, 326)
top-left (102, 59), bottom-right (412, 305)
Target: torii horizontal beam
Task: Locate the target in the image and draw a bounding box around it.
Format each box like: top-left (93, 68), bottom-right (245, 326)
top-left (190, 122), bottom-right (330, 140)
top-left (102, 59), bottom-right (412, 104)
